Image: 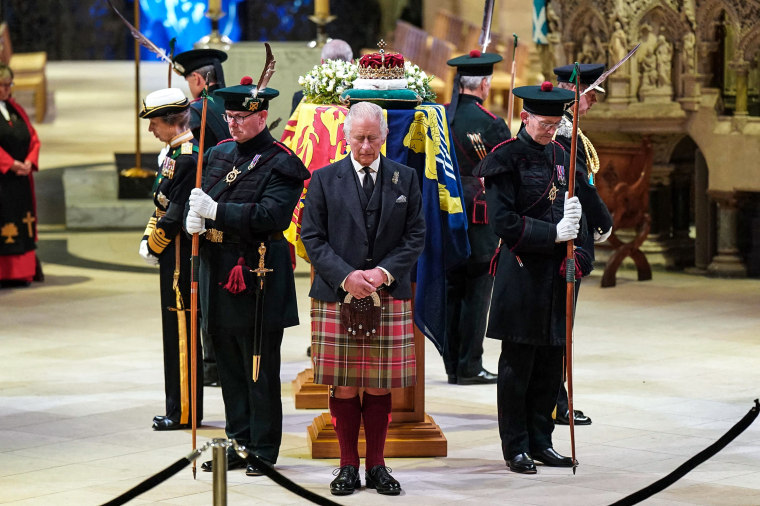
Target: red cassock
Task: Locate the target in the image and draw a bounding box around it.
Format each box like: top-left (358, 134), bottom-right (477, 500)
top-left (0, 97), bottom-right (41, 282)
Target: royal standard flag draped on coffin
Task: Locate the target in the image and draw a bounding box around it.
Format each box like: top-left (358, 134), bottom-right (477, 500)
top-left (281, 102), bottom-right (470, 352)
top-left (386, 105), bottom-right (470, 353)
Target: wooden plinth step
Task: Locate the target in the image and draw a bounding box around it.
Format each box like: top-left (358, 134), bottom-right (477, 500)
top-left (307, 412), bottom-right (447, 458)
top-left (291, 369), bottom-right (329, 409)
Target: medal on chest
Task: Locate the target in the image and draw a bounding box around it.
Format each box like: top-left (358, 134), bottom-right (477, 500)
top-left (224, 153), bottom-right (263, 184)
top-left (161, 157), bottom-right (176, 179)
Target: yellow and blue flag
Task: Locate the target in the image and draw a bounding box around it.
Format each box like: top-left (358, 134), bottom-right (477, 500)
top-left (386, 105), bottom-right (469, 352)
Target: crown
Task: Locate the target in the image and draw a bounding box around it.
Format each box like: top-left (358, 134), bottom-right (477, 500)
top-left (358, 40), bottom-right (405, 80)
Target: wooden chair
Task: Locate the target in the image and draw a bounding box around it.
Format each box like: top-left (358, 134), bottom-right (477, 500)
top-left (426, 36), bottom-right (456, 104)
top-left (0, 22), bottom-right (48, 123)
top-left (393, 20), bottom-right (428, 68)
top-left (431, 10), bottom-right (466, 51)
top-left (593, 136), bottom-right (654, 287)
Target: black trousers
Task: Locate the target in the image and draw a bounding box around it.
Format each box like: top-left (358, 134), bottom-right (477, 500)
top-left (211, 328), bottom-right (283, 464)
top-left (497, 340), bottom-right (564, 460)
top-left (444, 260), bottom-right (493, 377)
top-left (158, 238), bottom-right (203, 423)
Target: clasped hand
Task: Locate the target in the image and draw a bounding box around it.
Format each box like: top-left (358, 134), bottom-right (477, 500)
top-left (11, 160), bottom-right (32, 176)
top-left (344, 268), bottom-right (387, 299)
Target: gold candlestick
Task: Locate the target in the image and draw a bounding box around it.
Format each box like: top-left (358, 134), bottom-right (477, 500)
top-left (307, 13), bottom-right (337, 48)
top-left (196, 5), bottom-right (232, 50)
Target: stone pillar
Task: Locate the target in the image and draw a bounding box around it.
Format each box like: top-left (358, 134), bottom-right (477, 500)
top-left (693, 149), bottom-right (711, 271)
top-left (706, 191), bottom-right (747, 277)
top-left (730, 57), bottom-right (749, 116)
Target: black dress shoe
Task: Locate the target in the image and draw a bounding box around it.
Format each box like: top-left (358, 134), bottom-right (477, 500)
top-left (201, 451), bottom-right (247, 472)
top-left (330, 465), bottom-right (360, 496)
top-left (246, 463), bottom-right (266, 476)
top-left (152, 417), bottom-right (189, 431)
top-left (506, 453), bottom-right (536, 474)
top-left (366, 465), bottom-right (401, 495)
top-left (555, 409), bottom-right (592, 426)
top-left (532, 447), bottom-right (575, 467)
top-left (457, 369), bottom-right (498, 385)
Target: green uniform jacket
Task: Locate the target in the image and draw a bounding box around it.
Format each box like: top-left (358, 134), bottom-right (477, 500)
top-left (451, 94), bottom-right (511, 263)
top-left (196, 129), bottom-right (310, 335)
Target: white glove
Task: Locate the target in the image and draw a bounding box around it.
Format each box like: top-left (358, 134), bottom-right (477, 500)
top-left (594, 227), bottom-right (612, 243)
top-left (189, 188), bottom-right (218, 220)
top-left (185, 210), bottom-right (206, 235)
top-left (556, 192), bottom-right (582, 243)
top-left (562, 192), bottom-right (582, 222)
top-left (139, 239), bottom-right (159, 266)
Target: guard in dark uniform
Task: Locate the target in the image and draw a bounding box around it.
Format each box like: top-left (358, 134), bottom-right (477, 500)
top-left (185, 76), bottom-right (310, 476)
top-left (444, 50), bottom-right (511, 385)
top-left (173, 48), bottom-right (231, 386)
top-left (473, 82), bottom-right (586, 474)
top-left (137, 88), bottom-right (203, 431)
top-left (553, 63), bottom-right (614, 426)
top-left (173, 48), bottom-right (231, 151)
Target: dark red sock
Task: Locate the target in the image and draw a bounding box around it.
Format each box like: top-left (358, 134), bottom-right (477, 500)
top-left (362, 392), bottom-right (392, 469)
top-left (329, 395), bottom-right (361, 468)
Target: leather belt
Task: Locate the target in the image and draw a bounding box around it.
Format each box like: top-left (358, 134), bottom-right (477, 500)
top-left (204, 228), bottom-right (283, 244)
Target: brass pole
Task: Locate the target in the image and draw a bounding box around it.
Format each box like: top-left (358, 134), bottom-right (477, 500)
top-left (133, 0), bottom-right (141, 169)
top-left (212, 439), bottom-right (227, 506)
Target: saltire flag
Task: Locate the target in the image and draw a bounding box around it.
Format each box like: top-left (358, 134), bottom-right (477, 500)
top-left (281, 102), bottom-right (469, 352)
top-left (533, 0), bottom-right (548, 45)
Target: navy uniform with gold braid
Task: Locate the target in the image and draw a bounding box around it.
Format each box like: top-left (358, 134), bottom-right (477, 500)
top-left (194, 81), bottom-right (310, 468)
top-left (444, 50), bottom-right (510, 384)
top-left (473, 83), bottom-right (583, 472)
top-left (141, 131), bottom-right (204, 430)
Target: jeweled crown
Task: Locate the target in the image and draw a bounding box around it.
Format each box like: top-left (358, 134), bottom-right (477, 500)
top-left (358, 40), bottom-right (405, 80)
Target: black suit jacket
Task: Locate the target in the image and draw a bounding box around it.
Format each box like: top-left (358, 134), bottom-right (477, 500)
top-left (301, 154), bottom-right (426, 302)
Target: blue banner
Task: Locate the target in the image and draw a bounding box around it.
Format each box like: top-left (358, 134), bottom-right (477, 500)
top-left (138, 0), bottom-right (243, 58)
top-left (385, 105), bottom-right (470, 353)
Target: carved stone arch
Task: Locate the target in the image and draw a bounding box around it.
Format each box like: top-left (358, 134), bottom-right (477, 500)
top-left (632, 3), bottom-right (687, 43)
top-left (695, 0), bottom-right (741, 45)
top-left (737, 25), bottom-right (760, 63)
top-left (561, 2), bottom-right (610, 59)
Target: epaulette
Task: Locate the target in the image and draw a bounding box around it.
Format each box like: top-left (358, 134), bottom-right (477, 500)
top-left (490, 137), bottom-right (517, 153)
top-left (274, 141), bottom-right (294, 155)
top-left (476, 102), bottom-right (498, 121)
top-left (180, 142), bottom-right (194, 155)
top-left (216, 138), bottom-right (235, 146)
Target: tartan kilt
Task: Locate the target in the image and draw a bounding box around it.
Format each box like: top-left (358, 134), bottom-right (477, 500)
top-left (311, 291), bottom-right (416, 389)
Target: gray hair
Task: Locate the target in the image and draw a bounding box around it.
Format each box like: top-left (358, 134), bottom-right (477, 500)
top-left (460, 74), bottom-right (491, 91)
top-left (343, 102), bottom-right (388, 139)
top-left (162, 109), bottom-right (191, 129)
top-left (321, 39), bottom-right (353, 62)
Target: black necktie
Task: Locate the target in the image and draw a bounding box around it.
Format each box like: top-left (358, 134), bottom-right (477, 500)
top-left (362, 166), bottom-right (374, 199)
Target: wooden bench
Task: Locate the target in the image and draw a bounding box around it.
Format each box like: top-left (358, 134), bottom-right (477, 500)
top-left (0, 22), bottom-right (48, 123)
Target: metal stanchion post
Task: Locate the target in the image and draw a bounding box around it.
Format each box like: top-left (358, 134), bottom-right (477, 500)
top-left (212, 438), bottom-right (227, 506)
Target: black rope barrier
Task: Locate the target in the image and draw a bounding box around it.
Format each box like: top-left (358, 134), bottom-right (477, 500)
top-left (242, 452), bottom-right (340, 506)
top-left (100, 450), bottom-right (199, 506)
top-left (610, 399), bottom-right (760, 506)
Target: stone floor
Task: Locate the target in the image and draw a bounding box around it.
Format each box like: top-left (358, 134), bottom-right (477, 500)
top-left (1, 62), bottom-right (759, 505)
